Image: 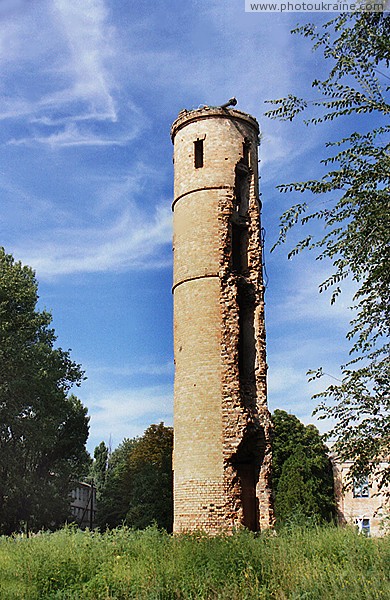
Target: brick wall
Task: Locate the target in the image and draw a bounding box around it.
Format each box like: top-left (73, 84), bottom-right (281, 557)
top-left (171, 107), bottom-right (273, 533)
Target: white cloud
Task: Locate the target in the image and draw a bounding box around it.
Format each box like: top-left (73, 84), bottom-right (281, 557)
top-left (0, 178), bottom-right (69, 227)
top-left (8, 118), bottom-right (140, 148)
top-left (0, 1), bottom-right (51, 65)
top-left (266, 257), bottom-right (354, 434)
top-left (87, 361), bottom-right (174, 379)
top-left (0, 99), bottom-right (35, 121)
top-left (14, 201), bottom-right (172, 278)
top-left (267, 351), bottom-right (340, 434)
top-left (268, 252), bottom-right (357, 327)
top-left (80, 358), bottom-right (174, 451)
top-left (0, 0), bottom-right (144, 146)
top-left (0, 0), bottom-right (354, 446)
top-left (266, 254), bottom-right (355, 434)
top-left (259, 119), bottom-right (331, 183)
top-left (268, 364), bottom-right (306, 396)
top-left (260, 131), bottom-right (292, 168)
top-left (85, 384), bottom-right (173, 451)
top-left (49, 0), bottom-right (117, 117)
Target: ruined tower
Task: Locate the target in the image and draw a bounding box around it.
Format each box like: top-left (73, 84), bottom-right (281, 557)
top-left (171, 105), bottom-right (273, 533)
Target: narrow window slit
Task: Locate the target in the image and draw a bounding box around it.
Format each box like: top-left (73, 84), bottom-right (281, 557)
top-left (194, 139), bottom-right (204, 168)
top-left (243, 140), bottom-right (250, 166)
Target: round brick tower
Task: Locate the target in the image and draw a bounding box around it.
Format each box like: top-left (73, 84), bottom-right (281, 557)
top-left (171, 105), bottom-right (273, 533)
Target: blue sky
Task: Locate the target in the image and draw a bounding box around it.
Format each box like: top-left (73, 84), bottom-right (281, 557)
top-left (1, 0), bottom-right (361, 453)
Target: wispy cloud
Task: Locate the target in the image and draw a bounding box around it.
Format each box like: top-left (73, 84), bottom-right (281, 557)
top-left (80, 357), bottom-right (174, 451)
top-left (0, 0), bottom-right (144, 146)
top-left (1, 0), bottom-right (352, 449)
top-left (266, 252), bottom-right (355, 433)
top-left (87, 361), bottom-right (174, 379)
top-left (50, 0), bottom-right (117, 118)
top-left (267, 252), bottom-right (357, 327)
top-left (0, 178), bottom-right (68, 227)
top-left (267, 339), bottom-right (343, 433)
top-left (85, 384), bottom-right (173, 450)
top-left (14, 202), bottom-right (172, 278)
top-left (8, 115), bottom-right (141, 147)
top-left (0, 99), bottom-right (35, 121)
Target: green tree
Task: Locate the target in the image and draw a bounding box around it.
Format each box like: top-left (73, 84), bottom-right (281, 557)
top-left (265, 12), bottom-right (390, 490)
top-left (272, 410), bottom-right (335, 527)
top-left (125, 423), bottom-right (173, 531)
top-left (0, 248), bottom-right (90, 534)
top-left (97, 437), bottom-right (137, 529)
top-left (98, 423), bottom-right (173, 531)
top-left (91, 441), bottom-right (109, 502)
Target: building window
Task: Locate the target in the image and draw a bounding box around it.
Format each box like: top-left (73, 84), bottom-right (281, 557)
top-left (194, 139), bottom-right (204, 168)
top-left (353, 476), bottom-right (369, 498)
top-left (355, 517), bottom-right (370, 536)
top-left (362, 518), bottom-right (370, 535)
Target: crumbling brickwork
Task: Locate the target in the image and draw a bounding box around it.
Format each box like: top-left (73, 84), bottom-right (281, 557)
top-left (171, 106), bottom-right (273, 533)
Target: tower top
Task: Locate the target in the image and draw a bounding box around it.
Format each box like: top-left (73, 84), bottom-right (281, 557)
top-left (170, 106), bottom-right (259, 142)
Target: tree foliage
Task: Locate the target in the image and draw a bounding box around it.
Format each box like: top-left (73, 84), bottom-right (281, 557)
top-left (265, 12), bottom-right (390, 489)
top-left (0, 248), bottom-right (90, 534)
top-left (96, 438), bottom-right (137, 529)
top-left (98, 423), bottom-right (173, 532)
top-left (272, 410), bottom-right (335, 527)
top-left (90, 441), bottom-right (109, 505)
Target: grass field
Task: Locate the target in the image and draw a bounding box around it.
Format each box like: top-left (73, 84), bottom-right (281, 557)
top-left (0, 525), bottom-right (389, 599)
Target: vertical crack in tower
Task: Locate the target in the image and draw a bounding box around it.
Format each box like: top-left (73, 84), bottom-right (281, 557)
top-left (171, 106), bottom-right (273, 533)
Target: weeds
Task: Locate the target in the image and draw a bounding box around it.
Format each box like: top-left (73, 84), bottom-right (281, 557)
top-left (0, 525), bottom-right (389, 599)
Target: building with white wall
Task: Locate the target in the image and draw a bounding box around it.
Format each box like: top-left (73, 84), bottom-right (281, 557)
top-left (70, 482), bottom-right (96, 529)
top-left (332, 457), bottom-right (389, 536)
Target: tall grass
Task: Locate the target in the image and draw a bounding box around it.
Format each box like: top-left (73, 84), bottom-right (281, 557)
top-left (0, 525), bottom-right (389, 599)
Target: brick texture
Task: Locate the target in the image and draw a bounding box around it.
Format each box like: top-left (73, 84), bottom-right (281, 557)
top-left (171, 106), bottom-right (274, 533)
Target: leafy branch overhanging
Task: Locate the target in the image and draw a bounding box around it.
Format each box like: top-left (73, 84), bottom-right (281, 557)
top-left (265, 12), bottom-right (390, 492)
